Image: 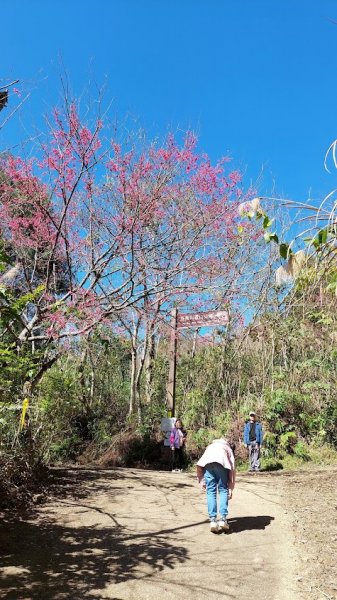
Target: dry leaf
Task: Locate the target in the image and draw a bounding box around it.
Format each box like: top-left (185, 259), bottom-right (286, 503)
top-left (275, 264), bottom-right (293, 286)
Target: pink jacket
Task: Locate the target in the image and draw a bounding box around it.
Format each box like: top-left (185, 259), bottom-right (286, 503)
top-left (170, 426), bottom-right (186, 449)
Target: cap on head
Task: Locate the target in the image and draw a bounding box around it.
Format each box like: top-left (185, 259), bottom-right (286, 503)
top-left (249, 411), bottom-right (256, 417)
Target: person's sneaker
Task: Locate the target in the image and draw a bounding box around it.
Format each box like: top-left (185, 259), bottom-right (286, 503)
top-left (218, 519), bottom-right (230, 532)
top-left (209, 520), bottom-right (218, 533)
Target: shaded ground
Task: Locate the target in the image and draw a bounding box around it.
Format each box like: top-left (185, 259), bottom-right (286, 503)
top-left (282, 467), bottom-right (337, 600)
top-left (0, 467), bottom-right (300, 600)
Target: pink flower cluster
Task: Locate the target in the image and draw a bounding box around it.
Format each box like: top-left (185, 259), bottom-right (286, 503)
top-left (45, 289), bottom-right (106, 338)
top-left (0, 156), bottom-right (55, 250)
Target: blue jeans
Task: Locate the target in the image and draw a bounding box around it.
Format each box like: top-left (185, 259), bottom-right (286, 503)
top-left (204, 462), bottom-right (229, 520)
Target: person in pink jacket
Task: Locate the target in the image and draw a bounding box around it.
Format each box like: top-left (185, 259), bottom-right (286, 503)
top-left (170, 419), bottom-right (187, 472)
top-left (196, 438), bottom-right (236, 533)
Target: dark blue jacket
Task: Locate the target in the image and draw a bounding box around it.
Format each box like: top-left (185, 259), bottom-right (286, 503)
top-left (244, 421), bottom-right (263, 445)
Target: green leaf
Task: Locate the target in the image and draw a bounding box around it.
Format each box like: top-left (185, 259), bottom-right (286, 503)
top-left (264, 232), bottom-right (279, 244)
top-left (317, 228), bottom-right (328, 245)
top-left (0, 243), bottom-right (12, 266)
top-left (12, 284), bottom-right (45, 312)
top-left (327, 280), bottom-right (337, 292)
top-left (279, 243), bottom-right (293, 259)
top-left (307, 228), bottom-right (329, 251)
top-left (279, 243), bottom-right (288, 259)
top-left (263, 216), bottom-right (274, 229)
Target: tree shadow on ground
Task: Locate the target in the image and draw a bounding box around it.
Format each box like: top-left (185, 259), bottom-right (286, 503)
top-left (46, 467), bottom-right (194, 504)
top-left (0, 467), bottom-right (215, 598)
top-left (0, 513), bottom-right (201, 600)
top-left (227, 515), bottom-right (274, 534)
top-left (46, 467), bottom-right (129, 501)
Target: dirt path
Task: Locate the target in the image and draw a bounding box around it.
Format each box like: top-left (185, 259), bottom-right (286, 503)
top-left (0, 468), bottom-right (300, 600)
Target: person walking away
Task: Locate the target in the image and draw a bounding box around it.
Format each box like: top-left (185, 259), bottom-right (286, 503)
top-left (244, 411), bottom-right (263, 472)
top-left (196, 438), bottom-right (235, 533)
top-left (170, 419), bottom-right (187, 472)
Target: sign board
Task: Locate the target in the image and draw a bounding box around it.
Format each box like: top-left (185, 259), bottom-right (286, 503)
top-left (161, 417), bottom-right (176, 447)
top-left (177, 309), bottom-right (229, 329)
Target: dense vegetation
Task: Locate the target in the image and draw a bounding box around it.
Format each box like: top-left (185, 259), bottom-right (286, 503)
top-left (2, 262), bottom-right (336, 484)
top-left (32, 270), bottom-right (336, 470)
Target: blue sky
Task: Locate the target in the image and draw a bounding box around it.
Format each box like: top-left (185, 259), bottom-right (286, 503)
top-left (2, 0), bottom-right (337, 205)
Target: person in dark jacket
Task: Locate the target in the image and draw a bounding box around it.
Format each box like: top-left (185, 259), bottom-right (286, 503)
top-left (170, 419), bottom-right (187, 472)
top-left (243, 411), bottom-right (263, 472)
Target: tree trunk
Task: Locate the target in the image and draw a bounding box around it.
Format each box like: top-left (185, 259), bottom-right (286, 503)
top-left (145, 321), bottom-right (156, 405)
top-left (135, 342), bottom-right (147, 424)
top-left (87, 349), bottom-right (96, 409)
top-left (129, 347), bottom-right (137, 416)
top-left (78, 349), bottom-right (88, 409)
top-left (191, 328), bottom-right (199, 359)
top-left (129, 319), bottom-right (142, 418)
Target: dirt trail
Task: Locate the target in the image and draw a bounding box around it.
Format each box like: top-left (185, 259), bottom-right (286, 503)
top-left (0, 468), bottom-right (300, 600)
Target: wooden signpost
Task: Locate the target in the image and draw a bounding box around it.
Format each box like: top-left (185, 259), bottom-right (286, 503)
top-left (165, 308), bottom-right (229, 416)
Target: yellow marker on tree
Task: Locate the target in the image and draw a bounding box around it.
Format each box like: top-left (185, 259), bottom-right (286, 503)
top-left (19, 398), bottom-right (29, 431)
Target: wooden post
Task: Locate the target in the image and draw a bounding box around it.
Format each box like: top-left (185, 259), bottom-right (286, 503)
top-left (166, 308), bottom-right (178, 417)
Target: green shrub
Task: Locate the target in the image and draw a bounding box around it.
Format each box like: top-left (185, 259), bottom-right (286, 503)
top-left (49, 436), bottom-right (83, 462)
top-left (294, 442), bottom-right (311, 461)
top-left (324, 400), bottom-right (337, 447)
top-left (263, 431), bottom-right (277, 450)
top-left (182, 390), bottom-right (208, 429)
top-left (262, 458), bottom-right (283, 471)
top-left (213, 413), bottom-right (231, 436)
top-left (187, 427), bottom-right (213, 457)
top-left (279, 431), bottom-right (297, 453)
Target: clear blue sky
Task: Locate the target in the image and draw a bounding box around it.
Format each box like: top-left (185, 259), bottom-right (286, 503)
top-left (2, 0), bottom-right (337, 204)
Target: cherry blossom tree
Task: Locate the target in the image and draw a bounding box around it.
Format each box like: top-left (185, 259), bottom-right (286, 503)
top-left (0, 96), bottom-right (260, 408)
top-left (104, 134), bottom-right (261, 415)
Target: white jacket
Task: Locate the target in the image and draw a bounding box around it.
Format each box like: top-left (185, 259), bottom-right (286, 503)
top-left (197, 439), bottom-right (236, 489)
